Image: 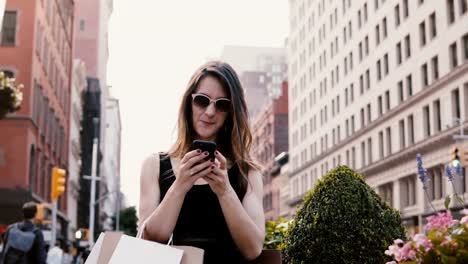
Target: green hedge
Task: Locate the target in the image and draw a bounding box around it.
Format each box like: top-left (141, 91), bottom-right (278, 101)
top-left (284, 166), bottom-right (405, 264)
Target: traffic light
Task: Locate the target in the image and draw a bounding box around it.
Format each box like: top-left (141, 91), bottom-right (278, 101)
top-left (450, 146), bottom-right (461, 168)
top-left (51, 167), bottom-right (66, 200)
top-left (450, 146), bottom-right (468, 168)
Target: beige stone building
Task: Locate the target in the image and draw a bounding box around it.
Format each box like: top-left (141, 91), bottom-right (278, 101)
top-left (287, 0), bottom-right (468, 228)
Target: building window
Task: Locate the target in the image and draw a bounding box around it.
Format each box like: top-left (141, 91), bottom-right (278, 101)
top-left (365, 35), bottom-right (369, 55)
top-left (361, 141), bottom-right (366, 167)
top-left (396, 42), bottom-right (402, 65)
top-left (434, 99), bottom-right (442, 133)
top-left (463, 33), bottom-right (468, 61)
top-left (364, 3), bottom-right (368, 22)
top-left (429, 12), bottom-right (437, 39)
top-left (379, 131), bottom-right (384, 159)
top-left (384, 53), bottom-right (389, 75)
top-left (461, 0), bottom-right (468, 14)
top-left (366, 69), bottom-right (370, 90)
top-left (360, 75), bottom-right (364, 94)
top-left (421, 63), bottom-right (429, 87)
top-left (377, 60), bottom-right (382, 80)
top-left (405, 34), bottom-right (411, 58)
top-left (367, 103), bottom-right (372, 123)
top-left (386, 127), bottom-right (392, 156)
top-left (401, 176), bottom-right (416, 207)
top-left (406, 74), bottom-right (413, 97)
top-left (399, 119), bottom-right (406, 149)
top-left (395, 5), bottom-right (401, 27)
top-left (375, 25), bottom-right (381, 45)
top-left (447, 0), bottom-right (455, 24)
top-left (352, 147), bottom-right (356, 169)
top-left (378, 95), bottom-right (383, 116)
top-left (419, 21), bottom-right (426, 46)
top-left (367, 137), bottom-right (373, 164)
top-left (423, 105), bottom-right (431, 138)
top-left (428, 167), bottom-right (445, 201)
top-left (408, 114), bottom-right (415, 145)
top-left (1, 11), bottom-right (18, 46)
top-left (385, 90), bottom-right (390, 112)
top-left (359, 42), bottom-right (363, 61)
top-left (431, 55), bottom-right (439, 80)
top-left (382, 17), bottom-right (388, 38)
top-left (379, 183), bottom-right (393, 207)
top-left (398, 81), bottom-right (404, 103)
top-left (450, 42), bottom-right (458, 69)
top-left (452, 88), bottom-right (461, 120)
top-left (403, 0), bottom-right (409, 18)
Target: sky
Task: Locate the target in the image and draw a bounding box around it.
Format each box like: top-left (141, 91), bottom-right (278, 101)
top-left (107, 0), bottom-right (289, 208)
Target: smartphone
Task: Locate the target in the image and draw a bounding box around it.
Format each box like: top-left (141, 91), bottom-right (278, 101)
top-left (192, 140), bottom-right (217, 162)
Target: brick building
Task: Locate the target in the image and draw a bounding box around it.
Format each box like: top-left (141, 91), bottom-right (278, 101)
top-left (252, 81), bottom-right (289, 221)
top-left (0, 0), bottom-right (75, 241)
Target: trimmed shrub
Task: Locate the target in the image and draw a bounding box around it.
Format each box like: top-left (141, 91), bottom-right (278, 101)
top-left (284, 165), bottom-right (406, 264)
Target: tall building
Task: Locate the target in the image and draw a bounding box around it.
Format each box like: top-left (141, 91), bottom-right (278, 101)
top-left (252, 82), bottom-right (289, 221)
top-left (220, 45), bottom-right (287, 119)
top-left (287, 0), bottom-right (468, 228)
top-left (101, 97), bottom-right (121, 231)
top-left (0, 0), bottom-right (75, 241)
top-left (68, 59), bottom-right (86, 239)
top-left (74, 0), bottom-right (116, 235)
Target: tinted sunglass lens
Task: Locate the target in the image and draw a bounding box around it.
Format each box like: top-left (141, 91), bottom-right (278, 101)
top-left (194, 95), bottom-right (210, 108)
top-left (216, 100), bottom-right (230, 112)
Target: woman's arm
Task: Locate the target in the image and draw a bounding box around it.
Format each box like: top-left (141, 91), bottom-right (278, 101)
top-left (138, 151), bottom-right (214, 242)
top-left (204, 152), bottom-right (265, 260)
top-left (218, 170), bottom-right (265, 260)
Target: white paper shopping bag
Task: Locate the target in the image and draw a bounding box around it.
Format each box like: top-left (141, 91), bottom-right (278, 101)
top-left (109, 235), bottom-right (183, 264)
top-left (84, 232), bottom-right (183, 264)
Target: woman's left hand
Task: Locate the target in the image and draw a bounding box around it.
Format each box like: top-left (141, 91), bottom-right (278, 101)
top-left (203, 150), bottom-right (235, 198)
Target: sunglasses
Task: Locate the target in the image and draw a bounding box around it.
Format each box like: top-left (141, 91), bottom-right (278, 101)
top-left (191, 93), bottom-right (231, 112)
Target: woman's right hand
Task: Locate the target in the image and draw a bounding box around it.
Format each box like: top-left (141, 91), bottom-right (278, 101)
top-left (173, 149), bottom-right (214, 194)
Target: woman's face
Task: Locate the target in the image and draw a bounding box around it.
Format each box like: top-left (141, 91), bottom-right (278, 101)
top-left (191, 76), bottom-right (229, 141)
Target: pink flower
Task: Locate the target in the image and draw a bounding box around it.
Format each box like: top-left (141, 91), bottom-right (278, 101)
top-left (425, 212), bottom-right (455, 231)
top-left (386, 262), bottom-right (397, 264)
top-left (413, 233), bottom-right (432, 251)
top-left (401, 242), bottom-right (416, 260)
top-left (385, 240), bottom-right (415, 261)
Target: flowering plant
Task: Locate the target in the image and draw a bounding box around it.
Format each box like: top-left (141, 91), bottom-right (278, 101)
top-left (385, 211), bottom-right (468, 263)
top-left (385, 154), bottom-right (468, 263)
top-left (0, 71), bottom-right (23, 119)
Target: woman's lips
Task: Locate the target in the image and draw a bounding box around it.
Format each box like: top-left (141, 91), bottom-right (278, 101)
top-left (201, 120), bottom-right (215, 125)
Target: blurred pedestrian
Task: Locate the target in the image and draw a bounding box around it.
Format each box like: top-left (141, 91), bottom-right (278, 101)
top-left (46, 240), bottom-right (63, 264)
top-left (1, 201), bottom-right (47, 264)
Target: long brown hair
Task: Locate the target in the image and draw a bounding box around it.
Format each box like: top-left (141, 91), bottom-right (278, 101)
top-left (169, 61), bottom-right (259, 194)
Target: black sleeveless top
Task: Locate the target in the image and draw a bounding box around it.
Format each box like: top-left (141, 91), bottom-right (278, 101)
top-left (158, 153), bottom-right (250, 264)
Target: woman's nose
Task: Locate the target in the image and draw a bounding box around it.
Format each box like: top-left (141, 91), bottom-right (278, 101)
top-left (204, 102), bottom-right (217, 116)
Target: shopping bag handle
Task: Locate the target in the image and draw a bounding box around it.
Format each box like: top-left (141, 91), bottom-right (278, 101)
top-left (137, 218), bottom-right (173, 245)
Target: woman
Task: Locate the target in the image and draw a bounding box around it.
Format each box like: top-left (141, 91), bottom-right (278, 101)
top-left (138, 61), bottom-right (265, 263)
